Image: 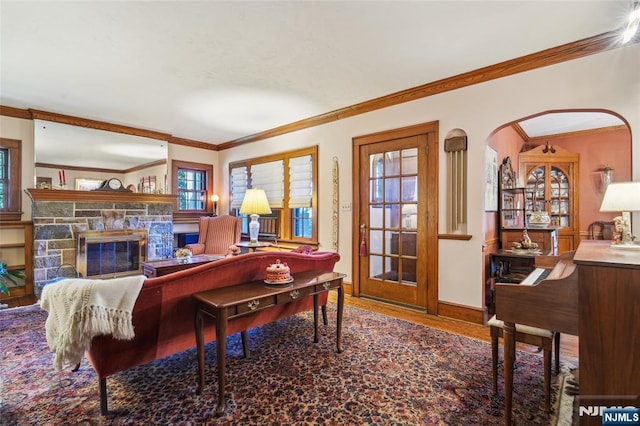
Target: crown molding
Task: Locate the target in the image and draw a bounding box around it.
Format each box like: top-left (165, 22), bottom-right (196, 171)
top-left (2, 29), bottom-right (637, 152)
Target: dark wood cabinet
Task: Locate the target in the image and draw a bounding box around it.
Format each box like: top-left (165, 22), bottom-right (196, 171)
top-left (574, 241), bottom-right (640, 425)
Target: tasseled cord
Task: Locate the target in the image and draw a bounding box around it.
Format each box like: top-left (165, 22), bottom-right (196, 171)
top-left (359, 224), bottom-right (368, 257)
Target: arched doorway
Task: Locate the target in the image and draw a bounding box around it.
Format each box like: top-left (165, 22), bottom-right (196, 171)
top-left (482, 109), bottom-right (632, 316)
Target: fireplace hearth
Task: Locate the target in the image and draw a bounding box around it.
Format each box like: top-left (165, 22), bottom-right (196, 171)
top-left (77, 230), bottom-right (148, 279)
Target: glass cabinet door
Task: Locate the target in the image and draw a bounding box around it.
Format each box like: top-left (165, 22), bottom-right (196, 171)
top-left (525, 165), bottom-right (547, 213)
top-left (549, 166), bottom-right (570, 227)
top-left (525, 164), bottom-right (571, 228)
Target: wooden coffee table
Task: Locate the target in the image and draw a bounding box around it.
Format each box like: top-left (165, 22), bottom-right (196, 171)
top-left (142, 255), bottom-right (223, 277)
top-left (193, 270), bottom-right (345, 416)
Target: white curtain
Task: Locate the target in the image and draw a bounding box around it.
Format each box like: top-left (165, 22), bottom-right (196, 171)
top-left (230, 166), bottom-right (248, 209)
top-left (289, 155), bottom-right (313, 208)
top-left (250, 160), bottom-right (284, 208)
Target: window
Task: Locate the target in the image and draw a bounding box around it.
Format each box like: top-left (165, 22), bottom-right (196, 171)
top-left (171, 160), bottom-right (213, 220)
top-left (0, 138), bottom-right (22, 222)
top-left (229, 146), bottom-right (318, 244)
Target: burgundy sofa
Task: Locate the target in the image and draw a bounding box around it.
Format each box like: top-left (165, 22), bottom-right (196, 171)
top-left (84, 250), bottom-right (340, 414)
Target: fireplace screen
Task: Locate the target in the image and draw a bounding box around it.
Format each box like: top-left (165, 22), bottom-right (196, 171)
top-left (77, 230), bottom-right (147, 279)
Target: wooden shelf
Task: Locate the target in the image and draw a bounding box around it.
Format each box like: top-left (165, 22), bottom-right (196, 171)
top-left (25, 188), bottom-right (177, 204)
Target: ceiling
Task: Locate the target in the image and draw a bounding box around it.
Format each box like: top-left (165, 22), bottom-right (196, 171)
top-left (0, 1), bottom-right (634, 164)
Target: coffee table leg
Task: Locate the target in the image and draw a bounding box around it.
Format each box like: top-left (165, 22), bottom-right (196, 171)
top-left (336, 280), bottom-right (344, 353)
top-left (313, 294), bottom-right (319, 343)
top-left (215, 309), bottom-right (227, 416)
top-left (195, 308), bottom-right (205, 395)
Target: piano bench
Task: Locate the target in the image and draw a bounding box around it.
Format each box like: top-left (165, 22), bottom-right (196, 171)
top-left (488, 315), bottom-right (561, 413)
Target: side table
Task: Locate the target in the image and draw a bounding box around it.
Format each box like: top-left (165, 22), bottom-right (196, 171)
top-left (193, 270), bottom-right (345, 416)
top-left (234, 241), bottom-right (272, 252)
top-left (142, 255), bottom-right (223, 277)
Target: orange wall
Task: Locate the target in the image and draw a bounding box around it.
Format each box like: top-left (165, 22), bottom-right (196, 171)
top-left (526, 128), bottom-right (632, 236)
top-left (485, 126), bottom-right (632, 240)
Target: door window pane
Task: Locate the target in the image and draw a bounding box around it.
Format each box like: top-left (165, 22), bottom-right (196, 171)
top-left (384, 177), bottom-right (400, 203)
top-left (370, 204), bottom-right (383, 228)
top-left (385, 150), bottom-right (401, 175)
top-left (385, 205), bottom-right (401, 229)
top-left (402, 148), bottom-right (418, 174)
top-left (370, 229), bottom-right (383, 253)
top-left (369, 255), bottom-right (383, 280)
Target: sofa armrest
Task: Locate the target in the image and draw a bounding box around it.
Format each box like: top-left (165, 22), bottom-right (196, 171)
top-left (184, 243), bottom-right (205, 255)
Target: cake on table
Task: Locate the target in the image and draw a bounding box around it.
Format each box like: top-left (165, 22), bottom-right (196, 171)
top-left (265, 259), bottom-right (292, 283)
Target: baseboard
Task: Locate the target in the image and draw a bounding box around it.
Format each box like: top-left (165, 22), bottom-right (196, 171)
top-left (437, 301), bottom-right (484, 324)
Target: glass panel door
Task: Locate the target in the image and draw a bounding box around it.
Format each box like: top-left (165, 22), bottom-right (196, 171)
top-left (359, 135), bottom-right (427, 307)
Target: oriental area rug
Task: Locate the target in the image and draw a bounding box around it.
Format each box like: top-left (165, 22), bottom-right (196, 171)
top-left (1, 303), bottom-right (573, 425)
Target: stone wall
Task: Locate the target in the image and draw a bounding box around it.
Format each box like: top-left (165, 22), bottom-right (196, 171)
top-left (32, 200), bottom-right (173, 292)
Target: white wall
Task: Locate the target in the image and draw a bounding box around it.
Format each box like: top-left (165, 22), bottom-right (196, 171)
top-left (219, 43), bottom-right (640, 309)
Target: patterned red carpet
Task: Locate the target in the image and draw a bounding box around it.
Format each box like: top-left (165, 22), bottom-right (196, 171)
top-left (1, 303), bottom-right (566, 425)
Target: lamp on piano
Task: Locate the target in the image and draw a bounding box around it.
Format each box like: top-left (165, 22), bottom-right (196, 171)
top-left (600, 181), bottom-right (640, 248)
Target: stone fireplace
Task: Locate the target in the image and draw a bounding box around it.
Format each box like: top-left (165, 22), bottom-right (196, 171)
top-left (77, 229), bottom-right (148, 279)
top-left (26, 189), bottom-right (176, 292)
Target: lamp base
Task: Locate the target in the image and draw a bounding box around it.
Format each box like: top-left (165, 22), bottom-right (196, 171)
top-left (248, 214), bottom-right (260, 243)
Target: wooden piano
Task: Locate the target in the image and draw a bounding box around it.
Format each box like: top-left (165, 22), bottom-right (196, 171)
top-left (495, 250), bottom-right (579, 425)
top-left (496, 241), bottom-right (640, 425)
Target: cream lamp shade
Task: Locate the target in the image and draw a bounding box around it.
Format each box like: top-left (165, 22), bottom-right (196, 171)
top-left (600, 181), bottom-right (640, 246)
top-left (240, 189), bottom-right (272, 242)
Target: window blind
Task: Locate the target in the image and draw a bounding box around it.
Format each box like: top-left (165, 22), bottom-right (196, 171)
top-left (289, 154), bottom-right (313, 208)
top-left (230, 166), bottom-right (248, 209)
top-left (250, 160), bottom-right (284, 208)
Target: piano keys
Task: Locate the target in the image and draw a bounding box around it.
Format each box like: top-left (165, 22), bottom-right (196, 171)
top-left (495, 250), bottom-right (579, 425)
top-left (519, 267), bottom-right (551, 285)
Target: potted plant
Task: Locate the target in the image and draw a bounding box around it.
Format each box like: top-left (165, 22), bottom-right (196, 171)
top-left (0, 262), bottom-right (26, 295)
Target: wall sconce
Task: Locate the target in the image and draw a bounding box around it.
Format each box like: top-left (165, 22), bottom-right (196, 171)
top-left (600, 166), bottom-right (614, 190)
top-left (211, 194), bottom-right (219, 216)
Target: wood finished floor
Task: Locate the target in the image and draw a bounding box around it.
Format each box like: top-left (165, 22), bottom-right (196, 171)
top-left (331, 292), bottom-right (579, 362)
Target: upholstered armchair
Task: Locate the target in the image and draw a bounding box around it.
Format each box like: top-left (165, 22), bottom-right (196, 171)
top-left (184, 215), bottom-right (242, 257)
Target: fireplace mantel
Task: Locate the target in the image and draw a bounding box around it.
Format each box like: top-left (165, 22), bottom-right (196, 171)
top-left (25, 188), bottom-right (177, 204)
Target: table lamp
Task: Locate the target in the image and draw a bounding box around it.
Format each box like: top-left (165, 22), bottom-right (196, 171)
top-left (240, 189), bottom-right (272, 243)
top-left (599, 181), bottom-right (640, 248)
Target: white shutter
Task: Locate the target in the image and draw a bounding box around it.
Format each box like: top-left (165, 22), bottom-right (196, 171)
top-left (230, 166), bottom-right (248, 209)
top-left (250, 160), bottom-right (284, 208)
top-left (289, 155), bottom-right (313, 208)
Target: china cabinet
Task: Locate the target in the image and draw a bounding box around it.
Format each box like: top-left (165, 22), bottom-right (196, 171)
top-left (519, 145), bottom-right (579, 253)
top-left (498, 157), bottom-right (558, 254)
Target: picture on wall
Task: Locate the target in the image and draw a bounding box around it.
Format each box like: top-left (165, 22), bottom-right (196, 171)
top-left (484, 146), bottom-right (498, 211)
top-left (75, 178), bottom-right (104, 191)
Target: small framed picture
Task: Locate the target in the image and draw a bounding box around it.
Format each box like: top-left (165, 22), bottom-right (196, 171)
top-left (75, 178), bottom-right (104, 191)
top-left (36, 176), bottom-right (52, 189)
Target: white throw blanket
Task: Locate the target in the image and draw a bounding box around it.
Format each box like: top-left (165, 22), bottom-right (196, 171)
top-left (40, 275), bottom-right (145, 370)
